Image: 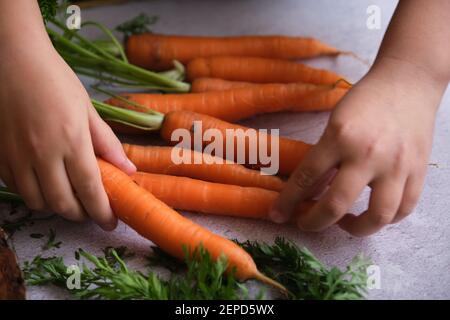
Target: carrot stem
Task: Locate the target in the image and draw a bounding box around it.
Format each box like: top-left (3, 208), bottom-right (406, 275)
top-left (81, 20), bottom-right (129, 63)
top-left (47, 20), bottom-right (190, 92)
top-left (92, 86), bottom-right (162, 115)
top-left (91, 99), bottom-right (164, 130)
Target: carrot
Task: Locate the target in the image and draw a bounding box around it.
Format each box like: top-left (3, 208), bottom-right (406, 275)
top-left (103, 103), bottom-right (312, 176)
top-left (97, 158), bottom-right (285, 290)
top-left (191, 78), bottom-right (257, 93)
top-left (125, 34), bottom-right (340, 70)
top-left (106, 82), bottom-right (348, 122)
top-left (123, 144), bottom-right (285, 191)
top-left (186, 56), bottom-right (351, 87)
top-left (132, 171), bottom-right (314, 221)
top-left (160, 111), bottom-right (312, 176)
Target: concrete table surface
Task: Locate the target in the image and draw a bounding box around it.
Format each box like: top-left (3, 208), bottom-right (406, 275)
top-left (1, 0), bottom-right (449, 299)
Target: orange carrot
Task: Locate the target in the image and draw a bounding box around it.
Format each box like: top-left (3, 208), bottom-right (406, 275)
top-left (191, 78), bottom-right (258, 93)
top-left (126, 34), bottom-right (340, 70)
top-left (160, 111), bottom-right (311, 176)
top-left (132, 171), bottom-right (313, 220)
top-left (106, 107), bottom-right (312, 176)
top-left (106, 82), bottom-right (348, 122)
top-left (186, 56), bottom-right (351, 87)
top-left (97, 158), bottom-right (284, 289)
top-left (123, 144), bottom-right (284, 191)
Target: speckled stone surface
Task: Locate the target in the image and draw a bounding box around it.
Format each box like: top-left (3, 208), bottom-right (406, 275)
top-left (1, 0), bottom-right (449, 299)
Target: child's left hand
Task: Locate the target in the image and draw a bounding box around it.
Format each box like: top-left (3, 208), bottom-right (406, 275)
top-left (270, 56), bottom-right (446, 236)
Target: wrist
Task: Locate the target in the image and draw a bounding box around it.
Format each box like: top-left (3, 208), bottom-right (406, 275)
top-left (0, 1), bottom-right (55, 65)
top-left (371, 55), bottom-right (448, 93)
top-left (365, 56), bottom-right (447, 111)
top-left (352, 56), bottom-right (446, 119)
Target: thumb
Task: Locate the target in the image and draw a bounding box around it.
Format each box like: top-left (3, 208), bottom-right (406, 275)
top-left (269, 143), bottom-right (337, 223)
top-left (88, 106), bottom-right (136, 175)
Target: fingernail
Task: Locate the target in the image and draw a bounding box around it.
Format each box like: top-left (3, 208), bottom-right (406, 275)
top-left (101, 221), bottom-right (117, 231)
top-left (126, 159), bottom-right (137, 172)
top-left (269, 209), bottom-right (286, 224)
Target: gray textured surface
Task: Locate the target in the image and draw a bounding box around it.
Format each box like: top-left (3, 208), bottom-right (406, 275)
top-left (1, 0), bottom-right (449, 299)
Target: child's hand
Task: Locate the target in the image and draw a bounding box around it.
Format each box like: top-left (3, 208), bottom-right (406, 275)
top-left (0, 43), bottom-right (135, 231)
top-left (271, 57), bottom-right (446, 236)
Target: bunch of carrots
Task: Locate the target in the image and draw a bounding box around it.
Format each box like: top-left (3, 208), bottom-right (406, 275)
top-left (81, 32), bottom-right (357, 292)
top-left (2, 24), bottom-right (356, 292)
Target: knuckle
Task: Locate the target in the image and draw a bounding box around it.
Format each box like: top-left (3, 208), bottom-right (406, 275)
top-left (328, 119), bottom-right (383, 161)
top-left (20, 191), bottom-right (45, 211)
top-left (397, 207), bottom-right (413, 217)
top-left (361, 137), bottom-right (383, 159)
top-left (49, 197), bottom-right (86, 222)
top-left (291, 168), bottom-right (317, 191)
top-left (329, 119), bottom-right (354, 144)
top-left (26, 199), bottom-right (45, 212)
top-left (392, 211), bottom-right (412, 224)
top-left (330, 119), bottom-right (361, 145)
top-left (77, 179), bottom-right (99, 197)
top-left (49, 198), bottom-right (72, 216)
top-left (96, 140), bottom-right (114, 157)
top-left (401, 196), bottom-right (419, 212)
top-left (28, 138), bottom-right (47, 162)
top-left (322, 197), bottom-right (346, 219)
top-left (395, 198), bottom-right (419, 223)
top-left (68, 212), bottom-right (87, 223)
top-left (28, 136), bottom-right (43, 152)
top-left (370, 211), bottom-right (394, 226)
top-left (391, 143), bottom-right (408, 171)
top-left (61, 124), bottom-right (82, 149)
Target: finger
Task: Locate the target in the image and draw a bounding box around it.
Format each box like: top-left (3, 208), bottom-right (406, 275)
top-left (339, 177), bottom-right (405, 237)
top-left (0, 164), bottom-right (17, 192)
top-left (89, 106), bottom-right (136, 175)
top-left (391, 173), bottom-right (425, 224)
top-left (35, 159), bottom-right (87, 222)
top-left (309, 168), bottom-right (338, 199)
top-left (270, 141), bottom-right (339, 223)
top-left (65, 145), bottom-right (117, 231)
top-left (297, 164), bottom-right (369, 231)
top-left (11, 165), bottom-right (46, 211)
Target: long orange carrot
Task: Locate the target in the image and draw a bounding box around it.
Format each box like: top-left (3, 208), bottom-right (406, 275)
top-left (105, 106), bottom-right (312, 176)
top-left (106, 82), bottom-right (348, 122)
top-left (123, 144), bottom-right (284, 191)
top-left (132, 171), bottom-right (313, 220)
top-left (160, 111), bottom-right (311, 176)
top-left (191, 78), bottom-right (258, 93)
top-left (97, 158), bottom-right (284, 289)
top-left (126, 34), bottom-right (340, 70)
top-left (186, 56), bottom-right (351, 87)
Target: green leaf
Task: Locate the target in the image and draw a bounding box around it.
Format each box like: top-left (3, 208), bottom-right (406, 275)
top-left (116, 13), bottom-right (158, 37)
top-left (22, 238), bottom-right (369, 300)
top-left (237, 237), bottom-right (370, 300)
top-left (42, 228), bottom-right (62, 251)
top-left (38, 0), bottom-right (59, 22)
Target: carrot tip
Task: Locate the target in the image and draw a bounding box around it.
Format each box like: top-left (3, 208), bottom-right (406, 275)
top-left (254, 271), bottom-right (289, 296)
top-left (333, 78), bottom-right (353, 89)
top-left (340, 51), bottom-right (371, 66)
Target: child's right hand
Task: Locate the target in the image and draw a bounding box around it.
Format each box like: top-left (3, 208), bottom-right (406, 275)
top-left (0, 38), bottom-right (135, 231)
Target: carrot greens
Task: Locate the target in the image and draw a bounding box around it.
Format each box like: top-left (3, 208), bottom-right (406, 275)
top-left (21, 240), bottom-right (368, 300)
top-left (38, 1), bottom-right (189, 92)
